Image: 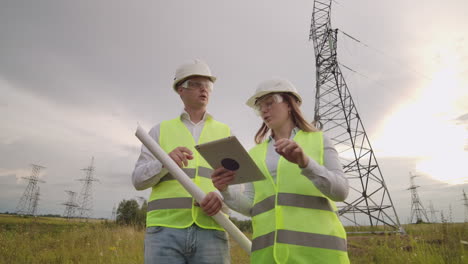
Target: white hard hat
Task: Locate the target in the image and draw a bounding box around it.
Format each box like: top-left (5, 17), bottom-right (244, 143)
top-left (172, 59), bottom-right (216, 91)
top-left (246, 78), bottom-right (302, 108)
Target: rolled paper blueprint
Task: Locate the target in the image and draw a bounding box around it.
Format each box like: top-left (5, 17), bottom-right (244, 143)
top-left (135, 125), bottom-right (252, 254)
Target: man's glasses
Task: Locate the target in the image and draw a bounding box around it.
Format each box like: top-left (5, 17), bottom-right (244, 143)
top-left (181, 80), bottom-right (213, 92)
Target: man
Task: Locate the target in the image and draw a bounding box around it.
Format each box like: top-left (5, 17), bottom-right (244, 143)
top-left (132, 59), bottom-right (231, 264)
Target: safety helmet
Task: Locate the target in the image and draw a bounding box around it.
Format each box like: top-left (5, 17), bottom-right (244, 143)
top-left (172, 59), bottom-right (216, 92)
top-left (246, 78), bottom-right (302, 108)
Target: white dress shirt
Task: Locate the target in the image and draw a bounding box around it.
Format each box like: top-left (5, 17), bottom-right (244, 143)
top-left (221, 128), bottom-right (349, 217)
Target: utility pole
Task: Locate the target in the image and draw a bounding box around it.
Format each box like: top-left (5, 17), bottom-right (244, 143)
top-left (15, 164), bottom-right (46, 216)
top-left (309, 0), bottom-right (403, 233)
top-left (62, 190), bottom-right (79, 219)
top-left (76, 157), bottom-right (99, 220)
top-left (408, 172), bottom-right (429, 224)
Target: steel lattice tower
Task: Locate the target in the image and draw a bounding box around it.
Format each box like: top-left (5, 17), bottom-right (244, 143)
top-left (427, 201), bottom-right (439, 223)
top-left (111, 205), bottom-right (117, 221)
top-left (31, 186), bottom-right (41, 216)
top-left (77, 157), bottom-right (99, 219)
top-left (408, 172), bottom-right (429, 223)
top-left (62, 190), bottom-right (79, 219)
top-left (15, 164), bottom-right (45, 216)
top-left (309, 0), bottom-right (403, 233)
top-left (462, 189), bottom-right (468, 223)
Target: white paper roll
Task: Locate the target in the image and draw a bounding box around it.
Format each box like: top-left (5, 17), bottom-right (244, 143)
top-left (135, 125), bottom-right (252, 254)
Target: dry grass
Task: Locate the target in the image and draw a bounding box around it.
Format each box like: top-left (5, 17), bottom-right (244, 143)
top-left (1, 215), bottom-right (467, 263)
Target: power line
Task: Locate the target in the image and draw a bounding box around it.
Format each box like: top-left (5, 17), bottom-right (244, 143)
top-left (338, 29), bottom-right (433, 81)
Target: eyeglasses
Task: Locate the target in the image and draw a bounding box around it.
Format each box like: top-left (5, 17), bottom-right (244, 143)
top-left (181, 80), bottom-right (213, 92)
top-left (254, 94), bottom-right (283, 115)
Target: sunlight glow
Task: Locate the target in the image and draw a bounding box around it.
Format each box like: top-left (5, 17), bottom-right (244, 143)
top-left (372, 47), bottom-right (468, 185)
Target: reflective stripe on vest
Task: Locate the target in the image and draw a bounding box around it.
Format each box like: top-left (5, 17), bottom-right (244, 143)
top-left (159, 167), bottom-right (213, 183)
top-left (251, 193), bottom-right (334, 216)
top-left (249, 130), bottom-right (349, 263)
top-left (147, 197), bottom-right (192, 211)
top-left (252, 230), bottom-right (347, 252)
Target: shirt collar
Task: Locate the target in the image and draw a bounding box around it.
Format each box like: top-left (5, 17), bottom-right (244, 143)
top-left (268, 127), bottom-right (299, 143)
top-left (180, 109), bottom-right (212, 123)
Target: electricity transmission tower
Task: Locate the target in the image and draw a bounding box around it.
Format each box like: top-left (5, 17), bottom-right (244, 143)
top-left (62, 190), bottom-right (79, 219)
top-left (427, 201), bottom-right (439, 223)
top-left (77, 157), bottom-right (99, 220)
top-left (408, 172), bottom-right (429, 223)
top-left (15, 164), bottom-right (45, 216)
top-left (309, 0), bottom-right (403, 233)
top-left (462, 190), bottom-right (468, 223)
top-left (31, 186), bottom-right (41, 216)
top-left (111, 205), bottom-right (117, 221)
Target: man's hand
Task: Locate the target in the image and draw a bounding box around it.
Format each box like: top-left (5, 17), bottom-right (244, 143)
top-left (211, 167), bottom-right (236, 192)
top-left (274, 139), bottom-right (309, 168)
top-left (199, 192), bottom-right (224, 216)
top-left (168, 147), bottom-right (193, 168)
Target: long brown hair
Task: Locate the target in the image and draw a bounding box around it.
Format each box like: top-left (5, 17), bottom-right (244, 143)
top-left (254, 93), bottom-right (318, 144)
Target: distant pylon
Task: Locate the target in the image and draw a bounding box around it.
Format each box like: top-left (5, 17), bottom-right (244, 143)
top-left (62, 190), bottom-right (79, 219)
top-left (408, 172), bottom-right (429, 223)
top-left (76, 157), bottom-right (99, 220)
top-left (111, 204), bottom-right (117, 221)
top-left (15, 164), bottom-right (46, 216)
top-left (427, 201), bottom-right (439, 223)
top-left (463, 190), bottom-right (468, 223)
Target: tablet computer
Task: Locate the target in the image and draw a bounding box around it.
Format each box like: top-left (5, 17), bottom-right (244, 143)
top-left (195, 136), bottom-right (265, 185)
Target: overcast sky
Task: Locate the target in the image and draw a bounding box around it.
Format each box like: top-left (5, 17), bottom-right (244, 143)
top-left (1, 0), bottom-right (467, 223)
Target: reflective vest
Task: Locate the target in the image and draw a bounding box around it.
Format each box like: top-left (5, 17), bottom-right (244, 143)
top-left (249, 130), bottom-right (349, 263)
top-left (146, 117), bottom-right (230, 230)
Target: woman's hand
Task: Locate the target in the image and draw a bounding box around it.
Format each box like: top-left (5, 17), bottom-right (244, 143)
top-left (274, 139), bottom-right (309, 168)
top-left (211, 167), bottom-right (236, 192)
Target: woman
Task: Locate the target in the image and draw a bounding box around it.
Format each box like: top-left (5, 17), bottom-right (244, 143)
top-left (205, 79), bottom-right (350, 263)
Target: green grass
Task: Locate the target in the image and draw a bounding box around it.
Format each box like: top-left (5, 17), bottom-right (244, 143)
top-left (346, 223), bottom-right (468, 264)
top-left (0, 215), bottom-right (144, 264)
top-left (0, 214), bottom-right (466, 263)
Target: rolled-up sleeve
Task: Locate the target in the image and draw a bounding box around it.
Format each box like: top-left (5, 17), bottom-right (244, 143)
top-left (131, 124), bottom-right (169, 190)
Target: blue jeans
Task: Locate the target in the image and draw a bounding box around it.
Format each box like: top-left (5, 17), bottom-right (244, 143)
top-left (144, 224), bottom-right (230, 264)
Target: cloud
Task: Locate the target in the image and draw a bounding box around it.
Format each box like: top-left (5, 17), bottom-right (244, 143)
top-left (0, 167), bottom-right (41, 183)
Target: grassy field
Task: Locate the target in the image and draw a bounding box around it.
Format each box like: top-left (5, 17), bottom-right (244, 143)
top-left (0, 214), bottom-right (466, 263)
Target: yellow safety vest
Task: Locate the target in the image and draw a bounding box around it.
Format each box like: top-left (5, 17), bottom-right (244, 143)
top-left (249, 130), bottom-right (349, 263)
top-left (146, 117), bottom-right (230, 230)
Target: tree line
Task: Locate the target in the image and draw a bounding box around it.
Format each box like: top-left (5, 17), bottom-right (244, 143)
top-left (115, 199), bottom-right (252, 232)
